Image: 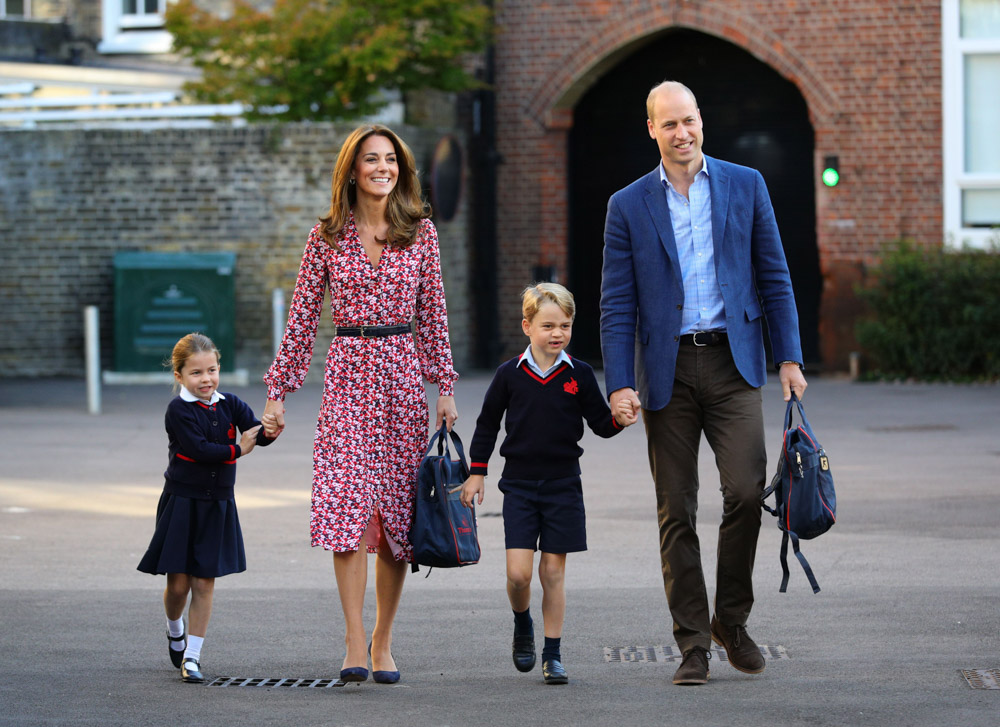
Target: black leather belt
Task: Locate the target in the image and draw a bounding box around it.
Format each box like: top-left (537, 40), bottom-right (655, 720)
top-left (335, 324), bottom-right (411, 338)
top-left (680, 331), bottom-right (728, 347)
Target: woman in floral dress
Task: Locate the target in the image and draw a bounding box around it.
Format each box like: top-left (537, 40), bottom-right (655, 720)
top-left (261, 124), bottom-right (459, 683)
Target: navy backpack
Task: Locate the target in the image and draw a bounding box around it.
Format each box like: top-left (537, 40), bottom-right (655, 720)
top-left (409, 424), bottom-right (481, 573)
top-left (761, 393), bottom-right (837, 593)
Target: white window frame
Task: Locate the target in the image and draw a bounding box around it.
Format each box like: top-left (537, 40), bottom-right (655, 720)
top-left (942, 0), bottom-right (1000, 248)
top-left (99, 0), bottom-right (172, 54)
top-left (1, 0), bottom-right (32, 18)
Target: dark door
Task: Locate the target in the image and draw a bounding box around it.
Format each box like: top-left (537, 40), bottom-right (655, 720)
top-left (568, 28), bottom-right (820, 366)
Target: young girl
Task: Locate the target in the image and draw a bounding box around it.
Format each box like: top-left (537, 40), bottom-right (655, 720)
top-left (137, 333), bottom-right (276, 683)
top-left (460, 283), bottom-right (637, 684)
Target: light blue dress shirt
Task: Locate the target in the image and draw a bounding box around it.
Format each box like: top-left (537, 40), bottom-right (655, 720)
top-left (660, 159), bottom-right (727, 334)
top-left (518, 345), bottom-right (573, 378)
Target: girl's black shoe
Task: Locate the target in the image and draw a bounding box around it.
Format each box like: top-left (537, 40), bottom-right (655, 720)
top-left (181, 658), bottom-right (204, 683)
top-left (167, 627), bottom-right (186, 669)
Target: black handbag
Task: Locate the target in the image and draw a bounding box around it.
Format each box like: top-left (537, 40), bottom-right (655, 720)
top-left (409, 424), bottom-right (481, 572)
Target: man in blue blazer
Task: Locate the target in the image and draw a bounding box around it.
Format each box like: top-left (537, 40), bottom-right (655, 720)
top-left (600, 81), bottom-right (808, 686)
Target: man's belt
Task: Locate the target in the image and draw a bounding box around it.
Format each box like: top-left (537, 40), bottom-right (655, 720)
top-left (680, 331), bottom-right (728, 347)
top-left (335, 324), bottom-right (412, 338)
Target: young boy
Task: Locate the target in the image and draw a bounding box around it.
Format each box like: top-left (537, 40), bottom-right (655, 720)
top-left (460, 282), bottom-right (636, 685)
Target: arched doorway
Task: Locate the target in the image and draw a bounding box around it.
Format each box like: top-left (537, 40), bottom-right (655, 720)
top-left (568, 28), bottom-right (820, 365)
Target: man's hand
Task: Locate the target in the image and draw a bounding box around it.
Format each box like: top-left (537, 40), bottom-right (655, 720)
top-left (779, 363), bottom-right (808, 402)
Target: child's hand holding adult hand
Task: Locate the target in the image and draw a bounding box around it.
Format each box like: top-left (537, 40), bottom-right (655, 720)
top-left (240, 425), bottom-right (261, 455)
top-left (261, 413), bottom-right (281, 438)
top-left (614, 393), bottom-right (639, 427)
top-left (460, 475), bottom-right (485, 508)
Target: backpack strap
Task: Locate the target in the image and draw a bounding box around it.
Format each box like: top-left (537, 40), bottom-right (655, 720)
top-left (447, 428), bottom-right (470, 477)
top-left (780, 529), bottom-right (821, 594)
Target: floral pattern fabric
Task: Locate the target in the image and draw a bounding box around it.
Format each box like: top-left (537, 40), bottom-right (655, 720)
top-left (265, 215), bottom-right (458, 558)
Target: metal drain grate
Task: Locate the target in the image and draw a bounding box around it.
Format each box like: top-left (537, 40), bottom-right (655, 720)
top-left (959, 669), bottom-right (1000, 689)
top-left (207, 677), bottom-right (351, 688)
top-left (603, 645), bottom-right (788, 664)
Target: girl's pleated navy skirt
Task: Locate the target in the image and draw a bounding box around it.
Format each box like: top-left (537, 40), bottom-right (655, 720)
top-left (137, 492), bottom-right (246, 578)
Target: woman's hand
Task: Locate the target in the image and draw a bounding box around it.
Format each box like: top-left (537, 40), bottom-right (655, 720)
top-left (435, 395), bottom-right (458, 432)
top-left (263, 399), bottom-right (285, 436)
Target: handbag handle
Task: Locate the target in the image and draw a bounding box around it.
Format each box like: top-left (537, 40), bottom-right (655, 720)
top-left (424, 423), bottom-right (470, 474)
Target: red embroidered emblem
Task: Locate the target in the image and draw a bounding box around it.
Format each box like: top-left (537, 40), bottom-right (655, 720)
top-left (227, 423), bottom-right (236, 440)
top-left (563, 378), bottom-right (579, 395)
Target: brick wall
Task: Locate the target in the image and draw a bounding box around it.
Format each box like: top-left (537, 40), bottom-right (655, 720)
top-left (0, 123), bottom-right (473, 378)
top-left (493, 0), bottom-right (943, 369)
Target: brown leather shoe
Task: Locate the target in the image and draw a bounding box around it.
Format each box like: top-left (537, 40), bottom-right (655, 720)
top-left (672, 647), bottom-right (710, 685)
top-left (710, 616), bottom-right (765, 674)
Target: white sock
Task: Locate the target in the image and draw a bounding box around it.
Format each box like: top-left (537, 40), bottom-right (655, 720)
top-left (167, 617), bottom-right (185, 647)
top-left (184, 635), bottom-right (204, 663)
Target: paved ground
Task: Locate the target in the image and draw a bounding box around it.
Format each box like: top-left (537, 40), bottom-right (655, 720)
top-left (1, 372), bottom-right (998, 726)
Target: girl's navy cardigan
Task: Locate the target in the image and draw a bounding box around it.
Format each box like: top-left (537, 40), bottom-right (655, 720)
top-left (162, 393), bottom-right (273, 500)
top-left (468, 356), bottom-right (622, 480)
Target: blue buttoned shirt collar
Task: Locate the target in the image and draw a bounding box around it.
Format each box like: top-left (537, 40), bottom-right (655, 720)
top-left (658, 155), bottom-right (710, 188)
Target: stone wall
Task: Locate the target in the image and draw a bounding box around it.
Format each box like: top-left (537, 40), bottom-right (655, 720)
top-left (0, 123), bottom-right (473, 379)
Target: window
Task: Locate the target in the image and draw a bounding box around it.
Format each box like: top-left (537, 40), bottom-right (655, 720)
top-left (943, 0), bottom-right (1000, 246)
top-left (99, 0), bottom-right (172, 54)
top-left (1, 0), bottom-right (31, 18)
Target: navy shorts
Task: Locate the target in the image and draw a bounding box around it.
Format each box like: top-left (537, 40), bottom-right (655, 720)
top-left (498, 475), bottom-right (587, 554)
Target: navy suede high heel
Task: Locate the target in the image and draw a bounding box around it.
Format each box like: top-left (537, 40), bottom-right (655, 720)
top-left (338, 666), bottom-right (369, 682)
top-left (369, 642), bottom-right (400, 684)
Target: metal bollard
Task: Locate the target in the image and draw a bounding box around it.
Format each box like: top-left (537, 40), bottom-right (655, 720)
top-left (84, 306), bottom-right (101, 415)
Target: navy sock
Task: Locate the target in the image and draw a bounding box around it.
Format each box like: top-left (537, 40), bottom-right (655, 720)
top-left (513, 608), bottom-right (533, 635)
top-left (542, 636), bottom-right (561, 662)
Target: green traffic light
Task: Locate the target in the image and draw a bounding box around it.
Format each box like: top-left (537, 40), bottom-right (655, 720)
top-left (822, 167), bottom-right (840, 187)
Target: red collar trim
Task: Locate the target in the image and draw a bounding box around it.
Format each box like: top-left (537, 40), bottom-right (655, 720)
top-left (518, 360), bottom-right (570, 384)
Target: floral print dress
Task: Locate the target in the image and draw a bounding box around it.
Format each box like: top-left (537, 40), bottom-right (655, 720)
top-left (265, 215), bottom-right (458, 559)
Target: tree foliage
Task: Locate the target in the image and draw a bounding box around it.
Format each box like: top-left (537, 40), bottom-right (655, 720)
top-left (165, 0), bottom-right (492, 121)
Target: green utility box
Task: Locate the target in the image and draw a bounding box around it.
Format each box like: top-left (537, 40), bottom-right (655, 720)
top-left (113, 252), bottom-right (236, 373)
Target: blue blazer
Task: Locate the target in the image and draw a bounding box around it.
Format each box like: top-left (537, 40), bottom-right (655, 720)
top-left (600, 155), bottom-right (802, 411)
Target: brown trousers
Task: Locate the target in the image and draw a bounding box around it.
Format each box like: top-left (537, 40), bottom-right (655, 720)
top-left (642, 344), bottom-right (767, 653)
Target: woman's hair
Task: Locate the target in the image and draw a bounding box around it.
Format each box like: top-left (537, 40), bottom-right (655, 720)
top-left (521, 282), bottom-right (576, 322)
top-left (169, 333), bottom-right (220, 391)
top-left (319, 124), bottom-right (431, 251)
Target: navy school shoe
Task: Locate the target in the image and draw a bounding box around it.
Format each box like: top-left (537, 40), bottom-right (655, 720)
top-left (542, 659), bottom-right (568, 685)
top-left (512, 631), bottom-right (536, 673)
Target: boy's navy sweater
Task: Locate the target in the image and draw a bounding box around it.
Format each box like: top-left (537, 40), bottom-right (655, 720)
top-left (468, 355), bottom-right (622, 480)
top-left (163, 393), bottom-right (273, 501)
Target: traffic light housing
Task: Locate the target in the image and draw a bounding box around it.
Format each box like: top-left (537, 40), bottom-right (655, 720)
top-left (822, 155), bottom-right (840, 187)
